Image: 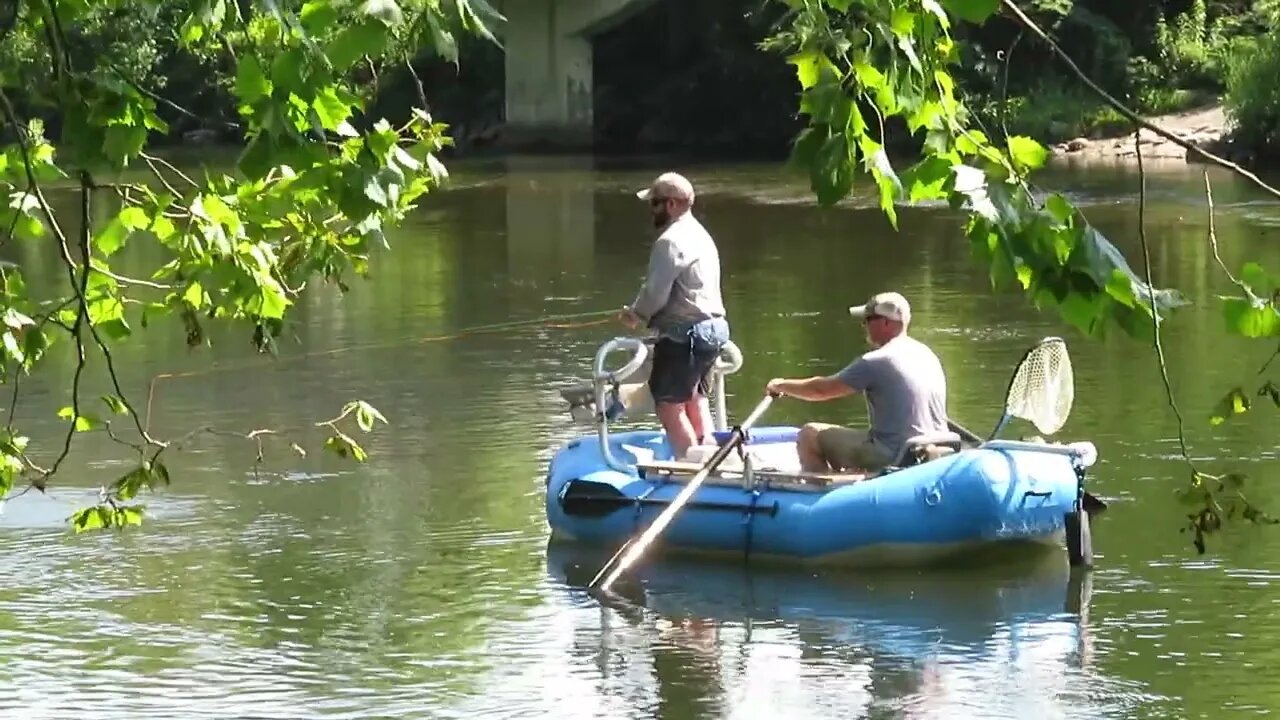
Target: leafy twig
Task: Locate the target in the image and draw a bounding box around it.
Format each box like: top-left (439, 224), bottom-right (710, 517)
top-left (140, 152), bottom-right (200, 189)
top-left (103, 58), bottom-right (242, 131)
top-left (1203, 174), bottom-right (1250, 295)
top-left (45, 174), bottom-right (92, 480)
top-left (997, 29), bottom-right (1022, 145)
top-left (88, 263), bottom-right (174, 291)
top-left (1135, 131), bottom-right (1195, 471)
top-left (140, 154), bottom-right (190, 199)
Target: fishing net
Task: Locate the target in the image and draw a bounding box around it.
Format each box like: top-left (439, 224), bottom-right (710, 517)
top-left (1003, 337), bottom-right (1074, 436)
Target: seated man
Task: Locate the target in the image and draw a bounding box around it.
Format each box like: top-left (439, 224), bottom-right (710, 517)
top-left (765, 291), bottom-right (948, 474)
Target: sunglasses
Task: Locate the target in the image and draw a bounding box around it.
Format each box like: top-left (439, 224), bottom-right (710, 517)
top-left (649, 197), bottom-right (669, 206)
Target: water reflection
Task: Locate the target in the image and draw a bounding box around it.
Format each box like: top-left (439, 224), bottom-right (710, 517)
top-left (504, 156), bottom-right (598, 285)
top-left (542, 544), bottom-right (1152, 719)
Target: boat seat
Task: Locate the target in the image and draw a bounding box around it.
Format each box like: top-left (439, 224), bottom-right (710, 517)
top-left (636, 460), bottom-right (867, 493)
top-left (889, 431), bottom-right (965, 469)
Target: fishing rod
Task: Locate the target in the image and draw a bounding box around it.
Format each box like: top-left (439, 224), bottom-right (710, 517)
top-left (144, 308), bottom-right (619, 432)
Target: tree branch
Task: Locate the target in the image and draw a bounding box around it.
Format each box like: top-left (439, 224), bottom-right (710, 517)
top-left (1135, 130), bottom-right (1195, 472)
top-left (1202, 173), bottom-right (1250, 295)
top-left (1001, 0), bottom-right (1280, 202)
top-left (89, 262), bottom-right (174, 291)
top-left (45, 173), bottom-right (92, 480)
top-left (103, 59), bottom-right (242, 132)
top-left (141, 152), bottom-right (200, 189)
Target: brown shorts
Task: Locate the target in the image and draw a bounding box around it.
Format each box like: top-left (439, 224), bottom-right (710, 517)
top-left (813, 424), bottom-right (895, 472)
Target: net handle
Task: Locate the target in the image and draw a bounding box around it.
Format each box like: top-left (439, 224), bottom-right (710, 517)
top-left (987, 336), bottom-right (1071, 441)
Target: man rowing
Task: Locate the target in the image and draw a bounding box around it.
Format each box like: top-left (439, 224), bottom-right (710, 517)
top-left (617, 172), bottom-right (730, 460)
top-left (765, 291), bottom-right (949, 473)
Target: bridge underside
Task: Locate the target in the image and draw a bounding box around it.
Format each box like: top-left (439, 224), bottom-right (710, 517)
top-left (495, 0), bottom-right (658, 149)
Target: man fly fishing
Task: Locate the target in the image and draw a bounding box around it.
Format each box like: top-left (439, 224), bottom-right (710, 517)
top-left (617, 172), bottom-right (730, 461)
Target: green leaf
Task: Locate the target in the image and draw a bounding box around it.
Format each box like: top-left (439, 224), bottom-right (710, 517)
top-left (1007, 136), bottom-right (1049, 173)
top-left (811, 133), bottom-right (855, 206)
top-left (113, 466), bottom-right (151, 500)
top-left (1104, 268), bottom-right (1139, 309)
top-left (425, 12), bottom-right (459, 63)
top-left (57, 406), bottom-right (102, 432)
top-left (2, 332), bottom-right (24, 365)
top-left (101, 395), bottom-right (130, 415)
top-left (104, 125), bottom-right (147, 165)
top-left (327, 19), bottom-right (388, 71)
top-left (900, 156), bottom-right (952, 202)
top-left (182, 281), bottom-right (206, 310)
top-left (93, 218), bottom-right (129, 256)
top-left (1240, 262), bottom-right (1275, 296)
top-left (348, 400), bottom-right (388, 432)
top-left (1222, 297), bottom-right (1280, 338)
top-left (72, 506), bottom-right (110, 532)
top-left (235, 56), bottom-right (272, 104)
top-left (324, 431), bottom-right (368, 462)
top-left (312, 88), bottom-right (352, 132)
top-left (256, 285), bottom-right (289, 320)
top-left (3, 308), bottom-right (33, 331)
top-left (890, 6), bottom-right (916, 35)
top-left (1045, 193), bottom-right (1074, 224)
top-left (941, 0), bottom-right (1000, 23)
top-left (922, 0), bottom-right (951, 27)
top-left (364, 176), bottom-right (389, 207)
top-left (237, 135), bottom-right (276, 180)
top-left (150, 460), bottom-right (171, 487)
top-left (361, 0), bottom-right (405, 25)
top-left (787, 51), bottom-right (826, 91)
top-left (1210, 387), bottom-right (1251, 425)
top-left (300, 0), bottom-right (339, 33)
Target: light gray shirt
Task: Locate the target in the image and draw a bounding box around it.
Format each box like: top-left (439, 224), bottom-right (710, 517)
top-left (836, 334), bottom-right (949, 456)
top-left (629, 212), bottom-right (726, 338)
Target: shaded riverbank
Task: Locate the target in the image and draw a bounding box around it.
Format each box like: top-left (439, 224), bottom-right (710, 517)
top-left (1046, 101), bottom-right (1250, 166)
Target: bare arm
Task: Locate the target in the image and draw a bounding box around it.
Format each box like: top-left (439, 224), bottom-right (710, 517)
top-left (766, 375), bottom-right (855, 402)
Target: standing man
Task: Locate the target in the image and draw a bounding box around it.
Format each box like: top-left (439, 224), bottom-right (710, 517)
top-left (618, 172), bottom-right (730, 460)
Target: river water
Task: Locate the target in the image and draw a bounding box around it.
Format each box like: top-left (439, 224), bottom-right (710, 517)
top-left (0, 154), bottom-right (1278, 719)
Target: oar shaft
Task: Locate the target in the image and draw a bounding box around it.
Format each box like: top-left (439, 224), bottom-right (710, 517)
top-left (589, 393), bottom-right (776, 593)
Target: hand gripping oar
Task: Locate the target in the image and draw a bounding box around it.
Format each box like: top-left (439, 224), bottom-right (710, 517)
top-left (587, 392), bottom-right (778, 594)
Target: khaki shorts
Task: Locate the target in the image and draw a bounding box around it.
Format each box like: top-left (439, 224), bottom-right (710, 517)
top-left (813, 424), bottom-right (895, 472)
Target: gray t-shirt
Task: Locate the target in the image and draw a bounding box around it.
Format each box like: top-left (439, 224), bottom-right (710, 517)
top-left (835, 334), bottom-right (949, 456)
top-left (630, 212), bottom-right (726, 339)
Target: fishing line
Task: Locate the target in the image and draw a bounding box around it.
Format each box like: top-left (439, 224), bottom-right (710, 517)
top-left (143, 308), bottom-right (617, 432)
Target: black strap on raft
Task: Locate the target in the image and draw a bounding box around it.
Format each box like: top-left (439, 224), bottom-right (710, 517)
top-left (1065, 462), bottom-right (1094, 568)
top-left (742, 488), bottom-right (761, 562)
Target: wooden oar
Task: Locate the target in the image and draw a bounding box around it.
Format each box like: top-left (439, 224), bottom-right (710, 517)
top-left (587, 392), bottom-right (778, 594)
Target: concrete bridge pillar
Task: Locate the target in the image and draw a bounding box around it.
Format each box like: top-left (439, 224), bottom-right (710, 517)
top-left (495, 0), bottom-right (658, 148)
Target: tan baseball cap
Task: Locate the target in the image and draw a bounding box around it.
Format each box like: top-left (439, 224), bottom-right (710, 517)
top-left (849, 291), bottom-right (912, 325)
top-left (636, 172), bottom-right (695, 203)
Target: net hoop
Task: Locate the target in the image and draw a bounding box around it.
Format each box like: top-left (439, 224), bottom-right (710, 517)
top-left (1002, 336), bottom-right (1075, 436)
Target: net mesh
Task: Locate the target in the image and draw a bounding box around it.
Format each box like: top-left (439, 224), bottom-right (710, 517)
top-left (1004, 337), bottom-right (1075, 435)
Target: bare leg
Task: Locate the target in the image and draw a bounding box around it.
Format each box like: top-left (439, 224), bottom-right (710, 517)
top-left (797, 423), bottom-right (834, 473)
top-left (683, 395), bottom-right (714, 444)
top-left (657, 401), bottom-right (698, 459)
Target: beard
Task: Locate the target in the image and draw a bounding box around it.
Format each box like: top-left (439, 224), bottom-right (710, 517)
top-left (652, 208), bottom-right (671, 228)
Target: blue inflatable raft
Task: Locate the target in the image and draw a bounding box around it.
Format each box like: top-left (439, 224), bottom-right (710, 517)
top-left (547, 336), bottom-right (1100, 569)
